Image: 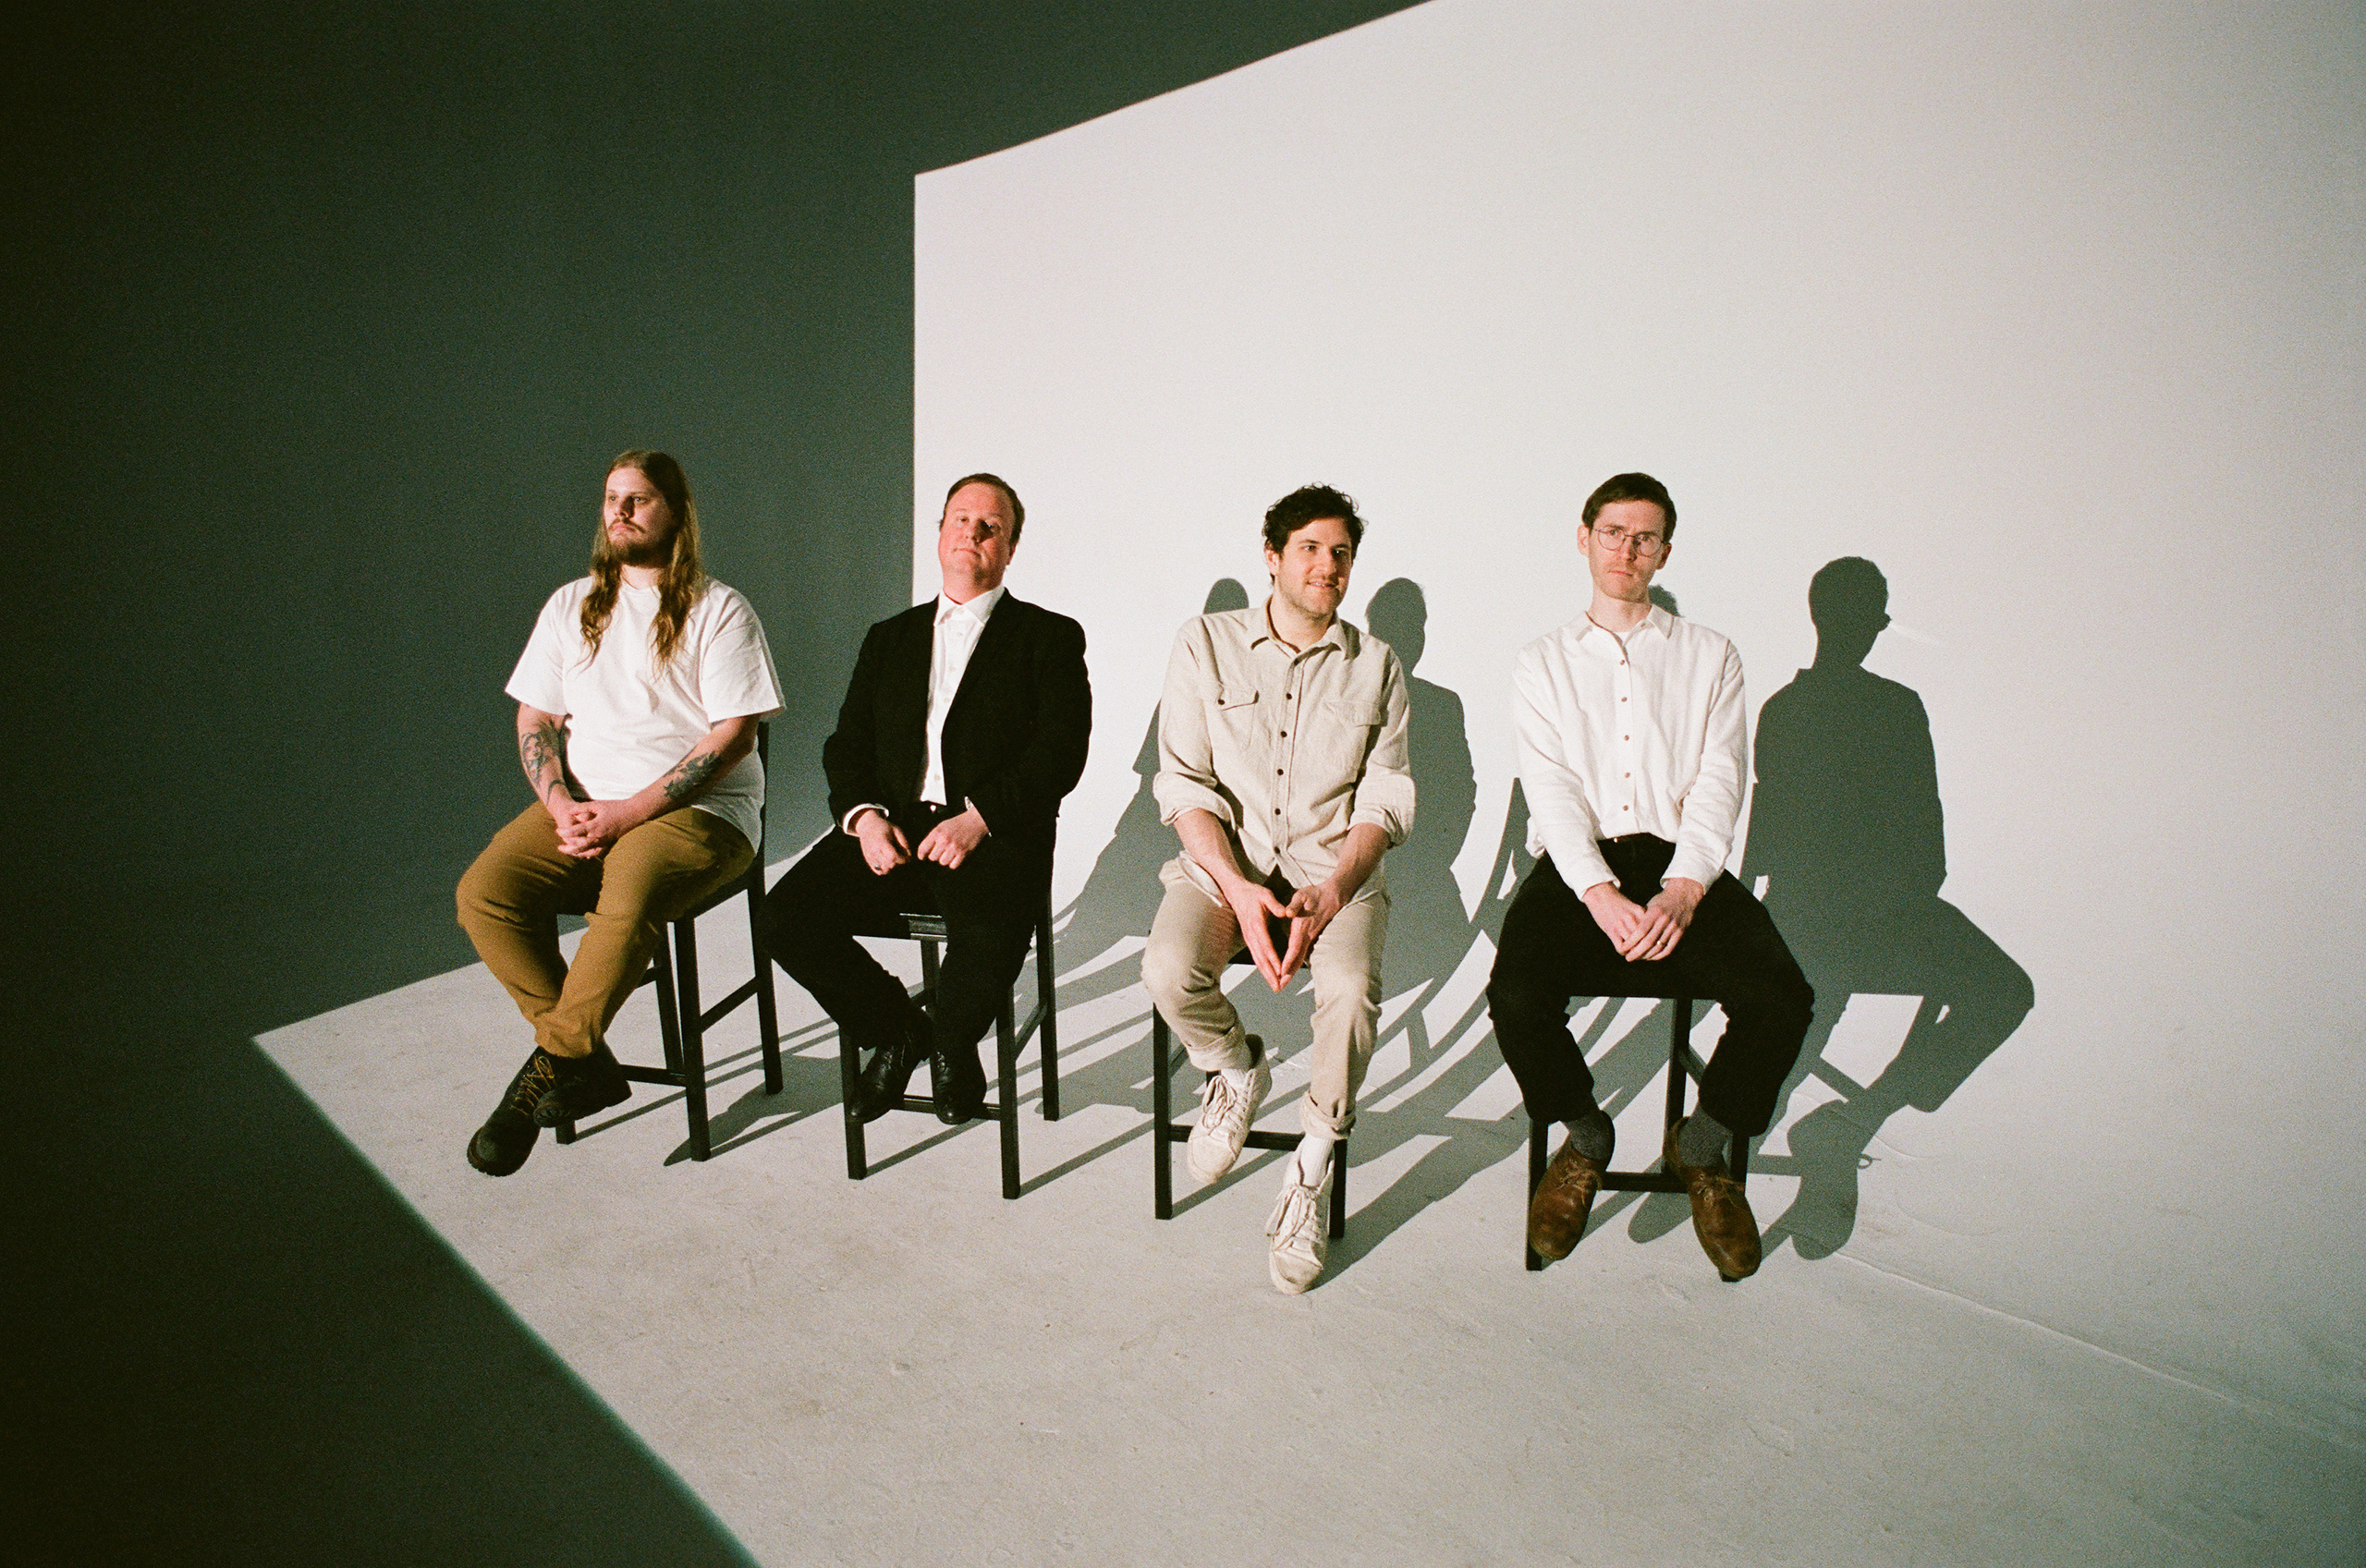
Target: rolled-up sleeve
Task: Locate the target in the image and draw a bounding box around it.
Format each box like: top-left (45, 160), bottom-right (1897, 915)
top-left (1347, 650), bottom-right (1416, 847)
top-left (1153, 624), bottom-right (1237, 828)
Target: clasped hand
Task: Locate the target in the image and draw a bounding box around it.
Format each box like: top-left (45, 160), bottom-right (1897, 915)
top-left (1224, 877), bottom-right (1348, 991)
top-left (854, 806), bottom-right (988, 875)
top-left (1582, 876), bottom-right (1705, 962)
top-left (551, 796), bottom-right (639, 859)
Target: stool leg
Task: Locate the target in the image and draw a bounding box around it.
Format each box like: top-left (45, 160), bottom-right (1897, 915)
top-left (1525, 1115), bottom-right (1548, 1271)
top-left (996, 1002), bottom-right (1020, 1200)
top-left (746, 879), bottom-right (782, 1097)
top-left (1661, 998), bottom-right (1690, 1152)
top-left (1328, 1138), bottom-right (1347, 1241)
top-left (652, 950), bottom-right (684, 1076)
top-left (839, 1015), bottom-right (868, 1181)
top-left (1035, 908), bottom-right (1060, 1122)
top-left (1153, 1013), bottom-right (1174, 1220)
top-left (677, 918), bottom-right (710, 1161)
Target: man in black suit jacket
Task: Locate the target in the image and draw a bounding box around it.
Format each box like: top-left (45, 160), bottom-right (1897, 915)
top-left (763, 474), bottom-right (1091, 1122)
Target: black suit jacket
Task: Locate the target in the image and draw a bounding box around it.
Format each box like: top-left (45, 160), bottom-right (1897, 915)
top-left (823, 592), bottom-right (1092, 915)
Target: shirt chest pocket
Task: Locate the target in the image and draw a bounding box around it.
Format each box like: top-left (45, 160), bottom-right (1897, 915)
top-left (1311, 697), bottom-right (1384, 767)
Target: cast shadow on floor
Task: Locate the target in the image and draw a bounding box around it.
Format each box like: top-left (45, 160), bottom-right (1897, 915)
top-left (733, 565), bottom-right (2033, 1289)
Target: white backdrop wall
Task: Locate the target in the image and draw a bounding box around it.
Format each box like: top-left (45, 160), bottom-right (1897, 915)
top-left (915, 0), bottom-right (2365, 1442)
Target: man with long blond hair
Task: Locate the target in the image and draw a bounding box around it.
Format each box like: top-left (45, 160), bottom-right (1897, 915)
top-left (457, 450), bottom-right (783, 1176)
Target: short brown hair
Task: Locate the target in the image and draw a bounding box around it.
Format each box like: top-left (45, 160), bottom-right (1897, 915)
top-left (943, 472), bottom-right (1025, 546)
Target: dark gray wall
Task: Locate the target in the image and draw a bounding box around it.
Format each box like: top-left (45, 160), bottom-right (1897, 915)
top-left (1, 4), bottom-right (1419, 1561)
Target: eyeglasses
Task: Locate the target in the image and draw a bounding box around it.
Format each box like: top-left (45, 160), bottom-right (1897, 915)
top-left (1589, 525), bottom-right (1666, 558)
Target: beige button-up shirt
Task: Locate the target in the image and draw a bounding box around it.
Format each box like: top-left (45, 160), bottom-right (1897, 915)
top-left (1154, 604), bottom-right (1415, 900)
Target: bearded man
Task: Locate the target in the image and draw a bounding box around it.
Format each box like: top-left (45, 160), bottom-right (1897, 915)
top-left (457, 449), bottom-right (783, 1176)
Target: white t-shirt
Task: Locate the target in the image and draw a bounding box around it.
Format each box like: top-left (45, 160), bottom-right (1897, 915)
top-left (505, 577), bottom-right (784, 850)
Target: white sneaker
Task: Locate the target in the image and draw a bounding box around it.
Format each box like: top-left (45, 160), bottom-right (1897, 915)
top-left (1264, 1161), bottom-right (1332, 1295)
top-left (1185, 1037), bottom-right (1269, 1185)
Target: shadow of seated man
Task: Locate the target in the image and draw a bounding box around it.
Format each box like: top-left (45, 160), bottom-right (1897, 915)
top-left (1745, 557), bottom-right (2034, 1258)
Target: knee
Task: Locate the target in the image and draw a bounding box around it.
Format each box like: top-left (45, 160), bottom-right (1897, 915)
top-left (1485, 960), bottom-right (1556, 1024)
top-left (1763, 971), bottom-right (1816, 1039)
top-left (756, 884), bottom-right (813, 966)
top-left (456, 861), bottom-right (504, 934)
top-left (1139, 941), bottom-right (1195, 1014)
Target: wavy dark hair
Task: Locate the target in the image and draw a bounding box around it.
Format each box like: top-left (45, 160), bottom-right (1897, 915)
top-left (580, 449), bottom-right (705, 668)
top-left (1262, 483), bottom-right (1365, 553)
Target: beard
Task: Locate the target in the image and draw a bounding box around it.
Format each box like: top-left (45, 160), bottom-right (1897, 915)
top-left (598, 526), bottom-right (674, 571)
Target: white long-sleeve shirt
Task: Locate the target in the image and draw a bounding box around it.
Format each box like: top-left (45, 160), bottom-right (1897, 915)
top-left (1512, 603), bottom-right (1748, 898)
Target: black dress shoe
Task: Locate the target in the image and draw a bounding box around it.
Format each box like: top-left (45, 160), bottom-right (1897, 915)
top-left (856, 1006), bottom-right (931, 1123)
top-left (933, 1042), bottom-right (987, 1124)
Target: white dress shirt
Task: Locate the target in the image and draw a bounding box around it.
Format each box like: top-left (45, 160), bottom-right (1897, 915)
top-left (840, 585), bottom-right (1006, 833)
top-left (1511, 603), bottom-right (1748, 899)
top-left (921, 585), bottom-right (1005, 805)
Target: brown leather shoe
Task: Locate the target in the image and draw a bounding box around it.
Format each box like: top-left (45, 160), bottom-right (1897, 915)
top-left (1528, 1136), bottom-right (1607, 1261)
top-left (1665, 1118), bottom-right (1762, 1281)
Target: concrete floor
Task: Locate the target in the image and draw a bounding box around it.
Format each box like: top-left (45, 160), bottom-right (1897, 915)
top-left (259, 892), bottom-right (2360, 1568)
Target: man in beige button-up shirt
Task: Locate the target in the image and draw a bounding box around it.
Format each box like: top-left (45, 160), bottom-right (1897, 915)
top-left (1143, 484), bottom-right (1414, 1295)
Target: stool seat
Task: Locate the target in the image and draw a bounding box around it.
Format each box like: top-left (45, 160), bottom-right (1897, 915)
top-left (839, 891), bottom-right (1060, 1200)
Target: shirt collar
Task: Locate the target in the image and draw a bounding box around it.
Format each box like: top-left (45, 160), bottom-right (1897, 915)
top-left (935, 584), bottom-right (1006, 626)
top-left (1575, 602), bottom-right (1673, 648)
top-left (1251, 600), bottom-right (1352, 657)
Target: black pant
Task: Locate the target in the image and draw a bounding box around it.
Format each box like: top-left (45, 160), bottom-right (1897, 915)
top-left (761, 824), bottom-right (1036, 1075)
top-left (1486, 839), bottom-right (1812, 1138)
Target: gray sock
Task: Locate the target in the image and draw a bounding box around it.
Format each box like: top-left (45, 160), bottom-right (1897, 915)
top-left (1677, 1109), bottom-right (1731, 1168)
top-left (1561, 1109), bottom-right (1614, 1163)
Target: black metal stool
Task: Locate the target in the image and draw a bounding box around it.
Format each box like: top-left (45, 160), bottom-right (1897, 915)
top-left (1151, 949), bottom-right (1348, 1239)
top-left (555, 724), bottom-right (782, 1162)
top-left (840, 892), bottom-right (1060, 1200)
top-left (1524, 993), bottom-right (1751, 1270)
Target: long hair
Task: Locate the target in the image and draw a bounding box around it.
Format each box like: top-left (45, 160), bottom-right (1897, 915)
top-left (581, 449), bottom-right (705, 668)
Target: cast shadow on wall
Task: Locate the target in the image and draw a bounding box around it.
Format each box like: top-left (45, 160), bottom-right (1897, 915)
top-left (1741, 558), bottom-right (2035, 1258)
top-left (955, 565), bottom-right (2028, 1278)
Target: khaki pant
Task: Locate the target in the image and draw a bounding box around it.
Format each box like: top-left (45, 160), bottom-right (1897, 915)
top-left (457, 802), bottom-right (752, 1059)
top-left (1140, 856), bottom-right (1389, 1137)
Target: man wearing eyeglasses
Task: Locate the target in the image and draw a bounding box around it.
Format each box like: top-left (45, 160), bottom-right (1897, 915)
top-left (1486, 471), bottom-right (1813, 1280)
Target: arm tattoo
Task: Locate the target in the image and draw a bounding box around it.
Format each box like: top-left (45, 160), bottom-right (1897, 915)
top-left (661, 749), bottom-right (726, 806)
top-left (520, 716), bottom-right (568, 796)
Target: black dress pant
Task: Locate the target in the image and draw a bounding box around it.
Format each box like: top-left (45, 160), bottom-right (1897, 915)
top-left (761, 822), bottom-right (1036, 1075)
top-left (1486, 838), bottom-right (1812, 1137)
